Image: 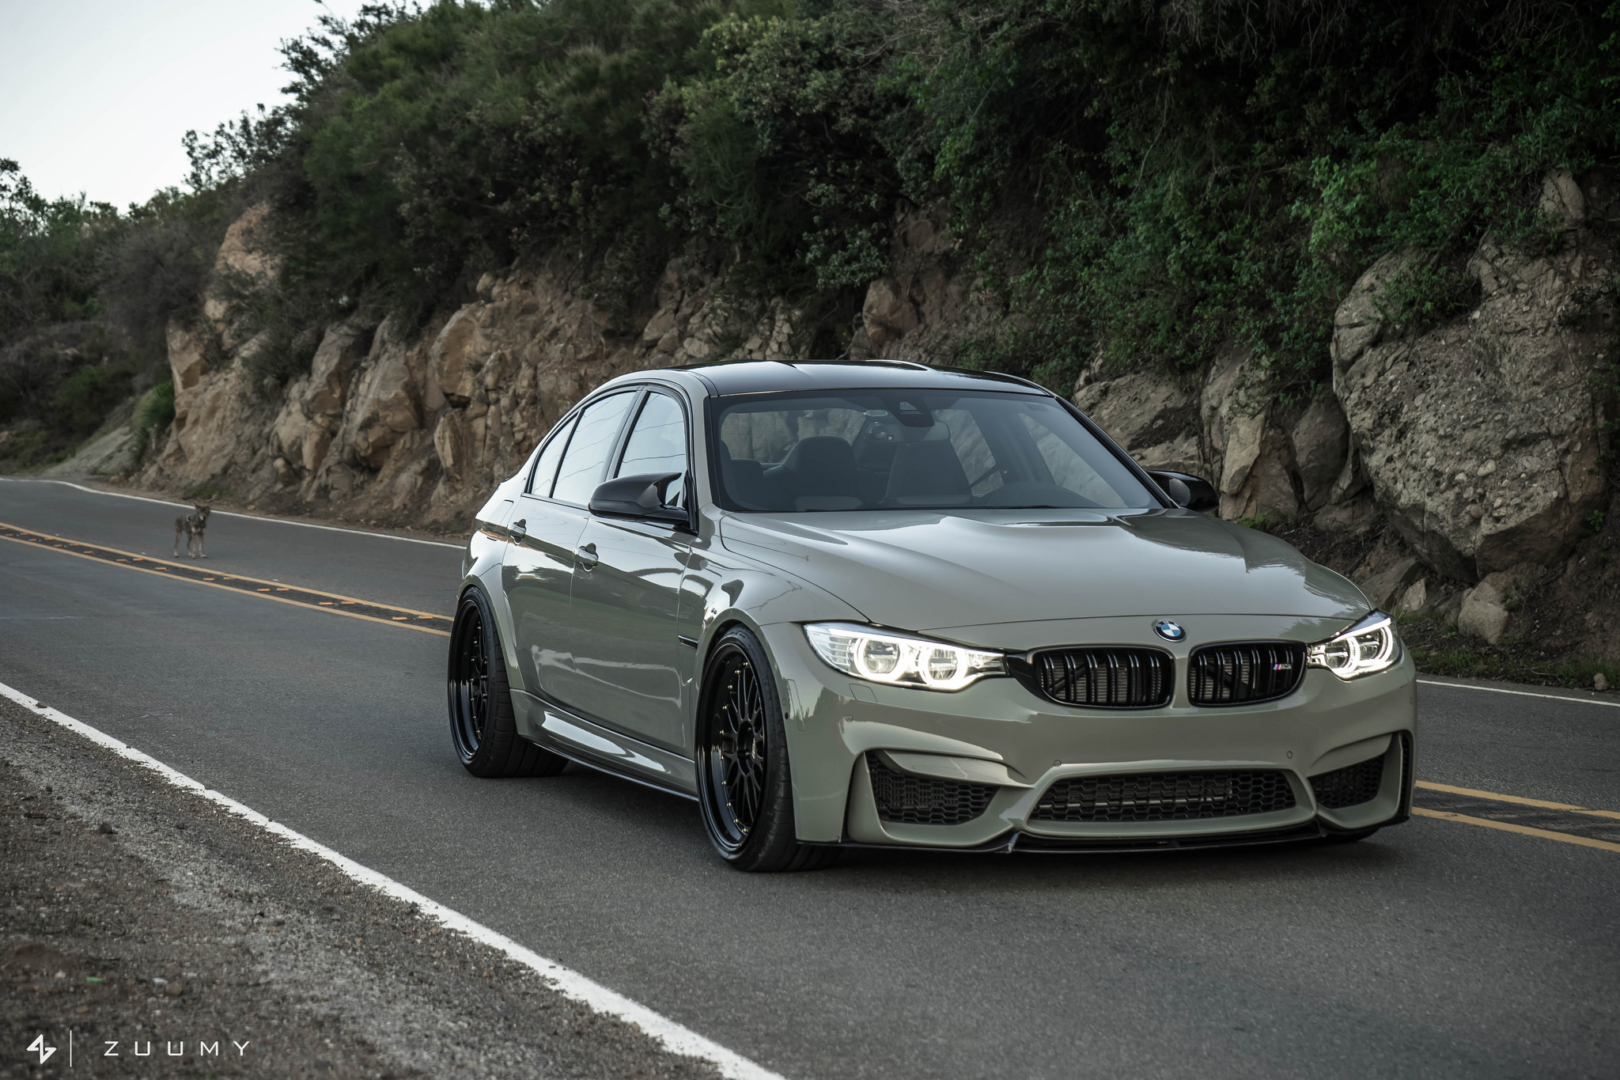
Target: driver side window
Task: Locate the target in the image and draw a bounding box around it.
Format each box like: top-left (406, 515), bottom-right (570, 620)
top-left (615, 392), bottom-right (689, 507)
top-left (552, 392), bottom-right (637, 506)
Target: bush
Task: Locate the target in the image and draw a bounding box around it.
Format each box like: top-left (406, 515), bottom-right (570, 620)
top-left (898, 0), bottom-right (1620, 388)
top-left (129, 378), bottom-right (175, 464)
top-left (656, 4), bottom-right (904, 294)
top-left (98, 187), bottom-right (235, 368)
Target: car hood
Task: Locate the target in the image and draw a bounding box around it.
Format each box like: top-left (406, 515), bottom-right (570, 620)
top-left (718, 508), bottom-right (1368, 634)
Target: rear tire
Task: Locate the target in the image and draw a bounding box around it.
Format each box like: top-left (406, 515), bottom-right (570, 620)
top-left (696, 627), bottom-right (837, 872)
top-left (448, 588), bottom-right (566, 778)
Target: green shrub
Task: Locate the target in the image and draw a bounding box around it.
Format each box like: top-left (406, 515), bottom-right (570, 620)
top-left (897, 0), bottom-right (1620, 389)
top-left (1374, 261), bottom-right (1480, 336)
top-left (129, 378), bottom-right (175, 464)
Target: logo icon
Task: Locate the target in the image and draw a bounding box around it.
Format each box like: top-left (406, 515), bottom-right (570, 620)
top-left (27, 1035), bottom-right (56, 1064)
top-left (1153, 620), bottom-right (1185, 642)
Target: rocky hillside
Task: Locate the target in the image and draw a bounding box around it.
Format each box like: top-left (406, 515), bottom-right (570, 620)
top-left (108, 167), bottom-right (1617, 679)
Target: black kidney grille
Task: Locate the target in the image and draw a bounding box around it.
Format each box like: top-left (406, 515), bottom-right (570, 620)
top-left (1033, 647), bottom-right (1172, 708)
top-left (1031, 770), bottom-right (1297, 823)
top-left (1187, 642), bottom-right (1306, 706)
top-left (867, 754), bottom-right (995, 826)
top-left (1309, 753), bottom-right (1386, 809)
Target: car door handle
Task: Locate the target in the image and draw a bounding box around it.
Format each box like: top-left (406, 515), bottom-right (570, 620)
top-left (509, 518), bottom-right (527, 542)
top-left (576, 542), bottom-right (598, 571)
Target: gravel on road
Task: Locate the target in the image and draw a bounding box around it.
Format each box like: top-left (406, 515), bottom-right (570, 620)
top-left (0, 695), bottom-right (725, 1079)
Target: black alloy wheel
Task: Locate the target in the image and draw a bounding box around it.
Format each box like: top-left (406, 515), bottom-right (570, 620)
top-left (447, 588), bottom-right (565, 778)
top-left (696, 626), bottom-right (835, 872)
top-left (710, 648), bottom-right (768, 844)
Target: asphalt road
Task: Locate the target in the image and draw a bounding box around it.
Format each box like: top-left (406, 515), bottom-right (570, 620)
top-left (2, 477), bottom-right (1617, 1079)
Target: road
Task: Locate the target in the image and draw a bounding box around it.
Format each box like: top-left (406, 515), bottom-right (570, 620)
top-left (2, 477), bottom-right (1617, 1079)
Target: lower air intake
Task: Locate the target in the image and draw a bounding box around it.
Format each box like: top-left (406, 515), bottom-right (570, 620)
top-left (1031, 770), bottom-right (1297, 823)
top-left (1309, 753), bottom-right (1386, 809)
top-left (1187, 642), bottom-right (1306, 706)
top-left (867, 754), bottom-right (995, 826)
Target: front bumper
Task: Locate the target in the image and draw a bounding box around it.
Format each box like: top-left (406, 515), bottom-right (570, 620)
top-left (763, 614), bottom-right (1418, 848)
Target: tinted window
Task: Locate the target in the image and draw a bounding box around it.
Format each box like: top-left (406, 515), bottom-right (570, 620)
top-left (552, 392), bottom-right (636, 505)
top-left (527, 414), bottom-right (577, 497)
top-left (616, 392), bottom-right (688, 507)
top-left (713, 390), bottom-right (1155, 512)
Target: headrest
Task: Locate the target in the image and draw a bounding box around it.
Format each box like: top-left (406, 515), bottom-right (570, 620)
top-left (885, 440), bottom-right (970, 501)
top-left (781, 436), bottom-right (858, 495)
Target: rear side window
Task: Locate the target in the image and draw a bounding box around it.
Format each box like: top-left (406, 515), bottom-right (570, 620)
top-left (527, 414), bottom-right (577, 497)
top-left (552, 392), bottom-right (636, 505)
top-left (615, 392), bottom-right (689, 507)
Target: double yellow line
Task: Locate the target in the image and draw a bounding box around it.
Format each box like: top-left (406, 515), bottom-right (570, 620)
top-left (0, 521), bottom-right (452, 637)
top-left (7, 518), bottom-right (1619, 854)
top-left (1413, 781), bottom-right (1620, 855)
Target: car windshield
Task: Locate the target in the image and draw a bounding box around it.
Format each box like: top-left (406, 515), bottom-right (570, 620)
top-left (711, 389), bottom-right (1157, 512)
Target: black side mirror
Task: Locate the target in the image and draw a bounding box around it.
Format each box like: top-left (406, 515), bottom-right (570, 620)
top-left (1147, 470), bottom-right (1220, 512)
top-left (589, 472), bottom-right (689, 526)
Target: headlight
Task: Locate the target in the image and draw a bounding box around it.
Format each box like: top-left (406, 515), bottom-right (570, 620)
top-left (1306, 611), bottom-right (1401, 679)
top-left (803, 623), bottom-right (1006, 691)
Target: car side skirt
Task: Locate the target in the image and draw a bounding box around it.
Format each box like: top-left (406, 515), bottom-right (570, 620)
top-left (509, 687), bottom-right (698, 800)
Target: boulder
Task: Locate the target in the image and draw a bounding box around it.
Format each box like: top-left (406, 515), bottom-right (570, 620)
top-left (303, 320), bottom-right (373, 421)
top-left (1332, 174), bottom-right (1612, 579)
top-left (431, 307), bottom-right (487, 407)
top-left (166, 321), bottom-right (209, 391)
top-left (1356, 556), bottom-right (1424, 612)
top-left (1199, 350), bottom-right (1299, 521)
top-left (1457, 565), bottom-right (1539, 645)
top-left (1072, 365), bottom-right (1204, 476)
top-left (1396, 577), bottom-right (1429, 615)
top-left (861, 278), bottom-right (918, 350)
top-left (1290, 395), bottom-right (1350, 510)
top-left (433, 410), bottom-right (470, 484)
top-left (340, 319), bottom-right (422, 470)
top-left (201, 204), bottom-right (280, 349)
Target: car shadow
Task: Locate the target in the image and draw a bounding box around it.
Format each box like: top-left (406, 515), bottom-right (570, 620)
top-left (505, 761), bottom-right (1415, 894)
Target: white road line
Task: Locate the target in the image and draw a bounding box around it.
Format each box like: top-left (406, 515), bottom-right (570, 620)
top-left (1417, 678), bottom-right (1620, 709)
top-left (0, 679), bottom-right (783, 1080)
top-left (0, 478), bottom-right (464, 550)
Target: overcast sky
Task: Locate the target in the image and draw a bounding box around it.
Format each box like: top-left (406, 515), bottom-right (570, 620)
top-left (0, 0), bottom-right (370, 211)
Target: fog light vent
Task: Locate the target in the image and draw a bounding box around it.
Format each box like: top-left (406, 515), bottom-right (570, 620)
top-left (867, 754), bottom-right (995, 826)
top-left (1309, 753), bottom-right (1385, 809)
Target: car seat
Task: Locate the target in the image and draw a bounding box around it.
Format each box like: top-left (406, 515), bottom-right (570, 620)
top-left (884, 440), bottom-right (972, 505)
top-left (768, 436), bottom-right (863, 510)
top-left (717, 442), bottom-right (777, 510)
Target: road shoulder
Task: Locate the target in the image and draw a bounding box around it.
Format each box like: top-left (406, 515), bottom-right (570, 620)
top-left (0, 696), bottom-right (720, 1079)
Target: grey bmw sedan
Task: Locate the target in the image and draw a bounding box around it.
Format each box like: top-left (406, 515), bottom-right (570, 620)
top-left (448, 361), bottom-right (1415, 870)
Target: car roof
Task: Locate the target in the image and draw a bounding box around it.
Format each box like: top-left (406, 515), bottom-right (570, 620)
top-left (651, 359), bottom-right (1052, 398)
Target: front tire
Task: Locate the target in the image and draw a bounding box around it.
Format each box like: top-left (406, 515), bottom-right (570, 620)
top-left (448, 588), bottom-right (565, 778)
top-left (696, 627), bottom-right (835, 872)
